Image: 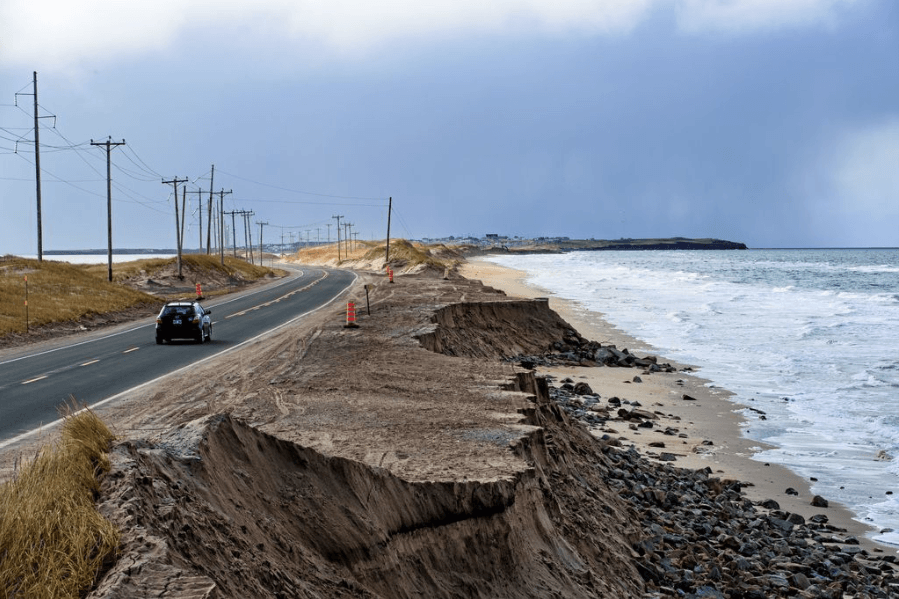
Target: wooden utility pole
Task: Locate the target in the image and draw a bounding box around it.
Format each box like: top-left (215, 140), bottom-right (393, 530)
top-left (217, 189), bottom-right (232, 265)
top-left (257, 221), bottom-right (269, 267)
top-left (162, 176), bottom-right (188, 278)
top-left (385, 196), bottom-right (392, 264)
top-left (91, 137), bottom-right (126, 281)
top-left (245, 211), bottom-right (255, 264)
top-left (180, 186), bottom-right (187, 257)
top-left (16, 72), bottom-right (55, 261)
top-left (206, 164), bottom-right (215, 253)
top-left (225, 210), bottom-right (239, 257)
top-left (332, 215), bottom-right (343, 260)
top-left (32, 72), bottom-right (42, 263)
top-left (185, 189), bottom-right (206, 252)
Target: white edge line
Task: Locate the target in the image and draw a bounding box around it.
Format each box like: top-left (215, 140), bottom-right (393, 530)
top-left (0, 269), bottom-right (351, 451)
top-left (0, 268), bottom-right (308, 368)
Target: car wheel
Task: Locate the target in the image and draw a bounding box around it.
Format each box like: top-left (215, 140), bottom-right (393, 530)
top-left (205, 326), bottom-right (212, 342)
top-left (196, 330), bottom-right (204, 344)
top-left (156, 337), bottom-right (163, 345)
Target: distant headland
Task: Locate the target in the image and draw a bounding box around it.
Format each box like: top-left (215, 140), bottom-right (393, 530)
top-left (450, 236), bottom-right (748, 254)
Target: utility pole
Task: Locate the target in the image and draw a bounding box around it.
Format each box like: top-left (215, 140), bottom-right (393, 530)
top-left (257, 221), bottom-right (269, 267)
top-left (91, 137), bottom-right (126, 281)
top-left (32, 72), bottom-right (42, 263)
top-left (185, 189), bottom-right (207, 253)
top-left (317, 227), bottom-right (321, 244)
top-left (162, 176), bottom-right (188, 278)
top-left (217, 189), bottom-right (232, 265)
top-left (245, 211), bottom-right (256, 264)
top-left (206, 164), bottom-right (215, 254)
top-left (16, 73), bottom-right (54, 262)
top-left (332, 215), bottom-right (343, 260)
top-left (386, 196), bottom-right (392, 264)
top-left (344, 222), bottom-right (352, 257)
top-left (326, 223), bottom-right (331, 244)
top-left (225, 210), bottom-right (239, 257)
top-left (180, 186), bottom-right (187, 259)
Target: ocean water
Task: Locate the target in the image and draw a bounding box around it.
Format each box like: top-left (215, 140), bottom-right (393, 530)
top-left (20, 253), bottom-right (177, 264)
top-left (487, 249), bottom-right (899, 545)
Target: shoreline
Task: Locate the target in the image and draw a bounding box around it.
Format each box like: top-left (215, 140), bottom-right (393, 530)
top-left (460, 257), bottom-right (892, 554)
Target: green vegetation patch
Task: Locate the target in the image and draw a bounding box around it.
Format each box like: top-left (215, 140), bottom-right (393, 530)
top-left (0, 403), bottom-right (119, 598)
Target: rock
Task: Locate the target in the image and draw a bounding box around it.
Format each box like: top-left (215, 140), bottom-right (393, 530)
top-left (632, 376), bottom-right (642, 383)
top-left (683, 394), bottom-right (698, 401)
top-left (572, 382), bottom-right (593, 395)
top-left (785, 487), bottom-right (799, 496)
top-left (811, 495), bottom-right (829, 508)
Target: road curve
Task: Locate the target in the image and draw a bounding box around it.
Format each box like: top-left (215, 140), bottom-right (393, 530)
top-left (0, 265), bottom-right (355, 444)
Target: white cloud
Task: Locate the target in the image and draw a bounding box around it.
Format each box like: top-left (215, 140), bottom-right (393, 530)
top-left (0, 0), bottom-right (869, 71)
top-left (0, 0), bottom-right (654, 70)
top-left (675, 0), bottom-right (862, 34)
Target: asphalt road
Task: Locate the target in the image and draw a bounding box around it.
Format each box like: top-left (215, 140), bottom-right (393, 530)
top-left (0, 266), bottom-right (355, 444)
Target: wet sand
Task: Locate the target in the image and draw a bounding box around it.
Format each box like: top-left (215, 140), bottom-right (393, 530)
top-left (460, 257), bottom-right (892, 554)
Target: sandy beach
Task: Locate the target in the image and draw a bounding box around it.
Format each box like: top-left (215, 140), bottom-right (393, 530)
top-left (460, 257), bottom-right (890, 554)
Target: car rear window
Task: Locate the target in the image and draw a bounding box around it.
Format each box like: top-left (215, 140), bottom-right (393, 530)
top-left (162, 306), bottom-right (194, 316)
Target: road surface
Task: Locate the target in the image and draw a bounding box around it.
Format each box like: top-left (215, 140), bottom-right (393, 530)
top-left (0, 266), bottom-right (355, 443)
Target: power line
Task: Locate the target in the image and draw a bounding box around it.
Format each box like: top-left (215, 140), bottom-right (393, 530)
top-left (230, 197), bottom-right (386, 207)
top-left (216, 168), bottom-right (389, 201)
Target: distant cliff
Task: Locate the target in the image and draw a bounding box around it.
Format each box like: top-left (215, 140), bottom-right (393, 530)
top-left (466, 238), bottom-right (749, 256)
top-left (560, 238), bottom-right (748, 251)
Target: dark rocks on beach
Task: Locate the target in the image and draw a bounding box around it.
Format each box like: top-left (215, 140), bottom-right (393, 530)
top-left (812, 495), bottom-right (830, 508)
top-left (543, 378), bottom-right (899, 598)
top-left (573, 381), bottom-right (593, 395)
top-left (509, 336), bottom-right (678, 371)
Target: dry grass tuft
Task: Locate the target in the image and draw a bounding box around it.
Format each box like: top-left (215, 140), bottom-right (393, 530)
top-left (80, 253), bottom-right (278, 283)
top-left (290, 240), bottom-right (377, 265)
top-left (361, 239), bottom-right (462, 270)
top-left (0, 400), bottom-right (119, 598)
top-left (0, 255), bottom-right (158, 336)
top-left (290, 239), bottom-right (462, 272)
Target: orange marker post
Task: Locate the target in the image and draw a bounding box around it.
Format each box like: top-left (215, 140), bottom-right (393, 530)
top-left (345, 301), bottom-right (359, 328)
top-left (388, 269), bottom-right (394, 284)
top-left (196, 283), bottom-right (203, 299)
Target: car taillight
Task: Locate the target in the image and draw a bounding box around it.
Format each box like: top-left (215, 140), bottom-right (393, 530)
top-left (156, 317), bottom-right (162, 324)
top-left (192, 316), bottom-right (200, 324)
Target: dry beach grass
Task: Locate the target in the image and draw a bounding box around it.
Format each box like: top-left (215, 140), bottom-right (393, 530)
top-left (0, 254), bottom-right (280, 343)
top-left (0, 402), bottom-right (118, 598)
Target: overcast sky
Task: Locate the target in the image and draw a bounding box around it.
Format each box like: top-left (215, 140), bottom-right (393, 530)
top-left (1, 0), bottom-right (897, 252)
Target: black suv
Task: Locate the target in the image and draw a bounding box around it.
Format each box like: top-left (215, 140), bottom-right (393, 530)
top-left (155, 301), bottom-right (212, 344)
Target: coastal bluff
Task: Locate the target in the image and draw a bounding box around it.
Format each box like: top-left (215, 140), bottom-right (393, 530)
top-left (70, 268), bottom-right (895, 597)
top-left (463, 237), bottom-right (749, 255)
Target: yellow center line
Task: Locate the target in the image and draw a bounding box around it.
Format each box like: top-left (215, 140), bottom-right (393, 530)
top-left (123, 347), bottom-right (139, 354)
top-left (81, 359), bottom-right (100, 366)
top-left (22, 375), bottom-right (48, 385)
